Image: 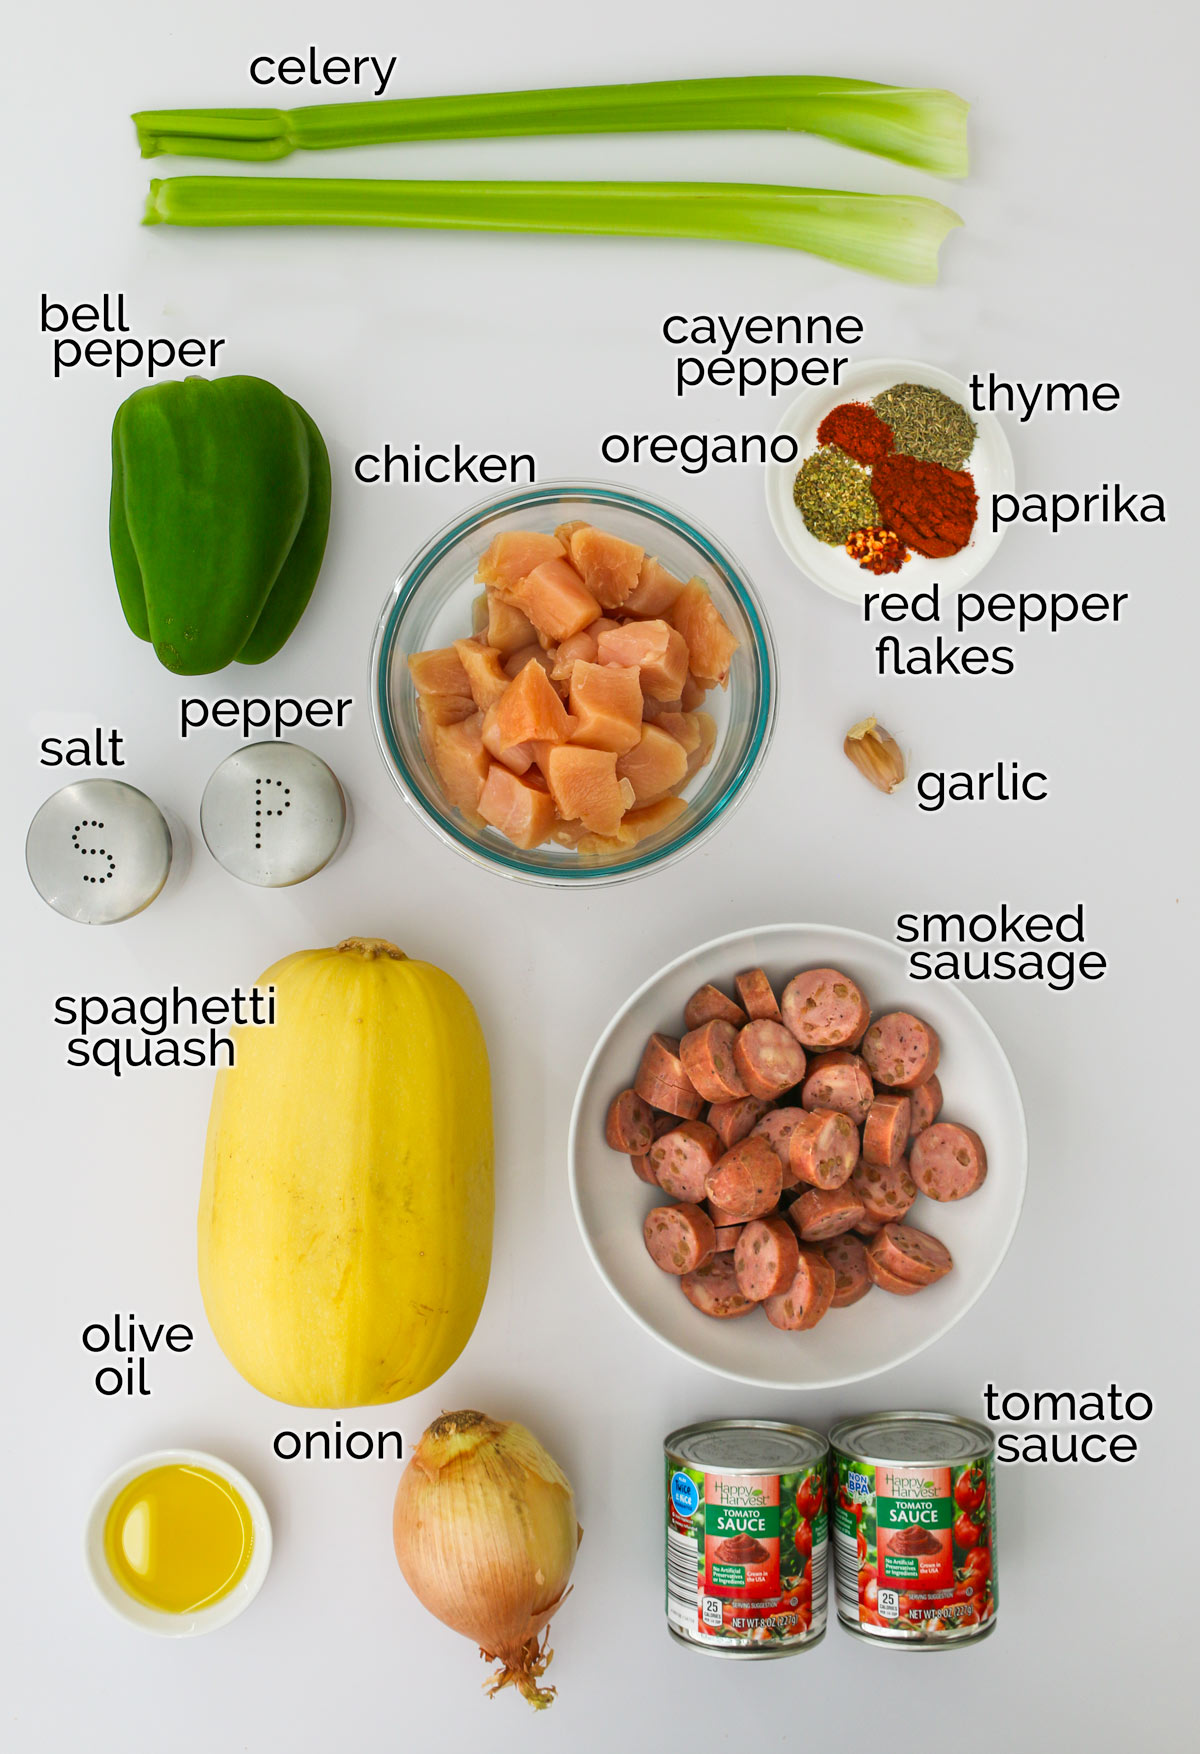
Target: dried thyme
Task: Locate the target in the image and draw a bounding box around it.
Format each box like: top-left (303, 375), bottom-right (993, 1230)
top-left (871, 382), bottom-right (976, 469)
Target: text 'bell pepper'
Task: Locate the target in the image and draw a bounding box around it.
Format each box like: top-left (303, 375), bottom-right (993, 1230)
top-left (110, 374), bottom-right (331, 675)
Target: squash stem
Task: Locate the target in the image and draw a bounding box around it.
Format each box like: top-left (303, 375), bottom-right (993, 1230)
top-left (336, 937), bottom-right (407, 960)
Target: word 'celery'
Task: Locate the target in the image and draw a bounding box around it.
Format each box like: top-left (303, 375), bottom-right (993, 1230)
top-left (142, 178), bottom-right (962, 285)
top-left (133, 76), bottom-right (969, 178)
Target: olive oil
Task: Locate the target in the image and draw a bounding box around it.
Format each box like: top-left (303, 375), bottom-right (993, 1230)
top-left (102, 1463), bottom-right (254, 1614)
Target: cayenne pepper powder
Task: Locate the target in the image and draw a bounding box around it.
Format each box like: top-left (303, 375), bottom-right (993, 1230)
top-left (871, 453), bottom-right (977, 559)
top-left (816, 401), bottom-right (894, 467)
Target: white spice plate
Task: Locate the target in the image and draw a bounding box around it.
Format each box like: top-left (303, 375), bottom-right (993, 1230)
top-left (764, 358), bottom-right (1016, 605)
top-left (569, 924), bottom-right (1027, 1391)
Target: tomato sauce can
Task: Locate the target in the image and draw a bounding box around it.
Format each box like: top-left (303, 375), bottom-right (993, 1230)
top-left (664, 1420), bottom-right (828, 1657)
top-left (829, 1412), bottom-right (997, 1648)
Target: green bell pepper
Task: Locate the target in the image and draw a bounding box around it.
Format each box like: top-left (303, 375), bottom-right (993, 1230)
top-left (110, 374), bottom-right (331, 674)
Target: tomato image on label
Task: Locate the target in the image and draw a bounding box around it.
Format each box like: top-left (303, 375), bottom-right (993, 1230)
top-left (963, 1545), bottom-right (991, 1584)
top-left (953, 1509), bottom-right (984, 1549)
top-left (796, 1474), bottom-right (824, 1521)
top-left (954, 1465), bottom-right (987, 1512)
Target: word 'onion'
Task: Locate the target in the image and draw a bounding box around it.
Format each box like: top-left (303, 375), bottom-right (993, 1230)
top-left (393, 1410), bottom-right (582, 1709)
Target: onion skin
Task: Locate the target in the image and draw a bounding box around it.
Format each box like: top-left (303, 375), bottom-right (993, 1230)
top-left (393, 1410), bottom-right (581, 1708)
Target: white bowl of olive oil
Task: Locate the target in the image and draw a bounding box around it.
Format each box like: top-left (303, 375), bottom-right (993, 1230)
top-left (86, 1449), bottom-right (271, 1636)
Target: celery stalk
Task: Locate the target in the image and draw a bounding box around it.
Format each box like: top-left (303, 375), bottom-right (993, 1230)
top-left (142, 178), bottom-right (961, 284)
top-left (133, 77), bottom-right (969, 177)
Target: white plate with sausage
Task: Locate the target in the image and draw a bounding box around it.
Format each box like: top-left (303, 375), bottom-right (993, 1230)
top-left (568, 923), bottom-right (1027, 1390)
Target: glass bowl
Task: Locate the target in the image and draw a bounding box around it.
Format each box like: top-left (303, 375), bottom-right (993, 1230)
top-left (370, 482), bottom-right (776, 886)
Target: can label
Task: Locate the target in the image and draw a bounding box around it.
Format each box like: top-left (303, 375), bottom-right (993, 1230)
top-left (833, 1450), bottom-right (996, 1639)
top-left (666, 1461), bottom-right (827, 1649)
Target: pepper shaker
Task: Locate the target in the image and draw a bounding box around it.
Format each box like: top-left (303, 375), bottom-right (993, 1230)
top-left (200, 741), bottom-right (349, 887)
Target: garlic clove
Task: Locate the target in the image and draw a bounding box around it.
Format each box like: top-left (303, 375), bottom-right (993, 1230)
top-left (844, 717), bottom-right (906, 794)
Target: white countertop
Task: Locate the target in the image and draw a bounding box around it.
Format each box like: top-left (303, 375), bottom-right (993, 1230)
top-left (3, 0), bottom-right (1193, 1747)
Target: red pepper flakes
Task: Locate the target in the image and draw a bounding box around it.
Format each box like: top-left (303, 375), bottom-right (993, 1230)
top-left (816, 402), bottom-right (894, 467)
top-left (846, 527), bottom-right (910, 576)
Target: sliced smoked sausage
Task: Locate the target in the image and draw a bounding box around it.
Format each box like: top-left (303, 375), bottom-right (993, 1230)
top-left (789, 1185), bottom-right (866, 1242)
top-left (821, 1233), bottom-right (871, 1307)
top-left (763, 1245), bottom-right (836, 1331)
top-left (681, 1252), bottom-right (756, 1319)
top-left (850, 1156), bottom-right (917, 1224)
top-left (643, 1202), bottom-right (717, 1275)
top-left (750, 1107), bottom-right (808, 1187)
top-left (780, 968), bottom-right (870, 1050)
top-left (635, 1032), bottom-right (704, 1118)
top-left (606, 1088), bottom-right (657, 1154)
top-left (648, 1120), bottom-right (722, 1202)
top-left (712, 1222), bottom-right (744, 1251)
top-left (869, 1222), bottom-right (953, 1286)
top-left (734, 1216), bottom-right (800, 1301)
top-left (862, 1093), bottom-right (912, 1168)
top-left (684, 983), bottom-right (747, 1031)
top-left (910, 1122), bottom-right (988, 1201)
top-left (788, 1108), bottom-right (860, 1190)
top-left (630, 1152), bottom-right (660, 1186)
top-left (864, 1245), bottom-right (927, 1295)
top-left (707, 1094), bottom-right (769, 1149)
top-left (734, 1020), bottom-right (807, 1101)
top-left (703, 1134), bottom-right (783, 1222)
top-left (680, 1020), bottom-right (749, 1103)
top-left (908, 1075), bottom-right (943, 1140)
top-left (734, 967), bottom-right (782, 1023)
top-left (801, 1051), bottom-right (874, 1126)
top-left (861, 1012), bottom-right (941, 1090)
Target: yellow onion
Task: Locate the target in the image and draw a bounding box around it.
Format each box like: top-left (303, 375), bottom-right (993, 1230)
top-left (393, 1410), bottom-right (582, 1709)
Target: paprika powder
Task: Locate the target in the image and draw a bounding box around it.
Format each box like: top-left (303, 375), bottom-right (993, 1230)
top-left (871, 453), bottom-right (977, 558)
top-left (816, 401), bottom-right (894, 467)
